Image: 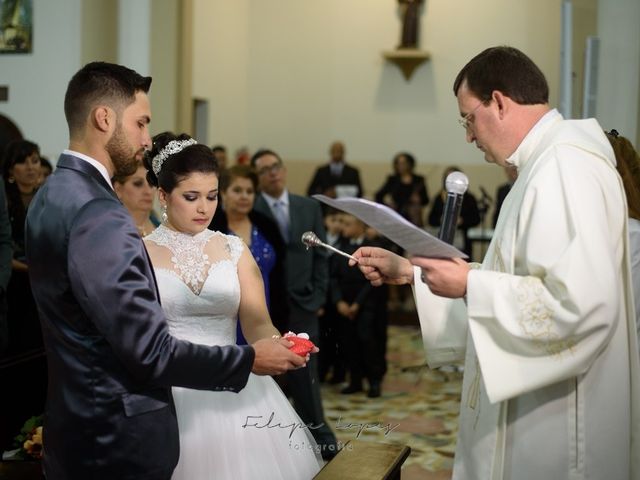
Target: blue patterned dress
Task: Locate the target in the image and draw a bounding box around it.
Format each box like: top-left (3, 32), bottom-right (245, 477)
top-left (231, 225), bottom-right (277, 344)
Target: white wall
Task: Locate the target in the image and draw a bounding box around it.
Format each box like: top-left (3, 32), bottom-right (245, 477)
top-left (0, 0), bottom-right (83, 160)
top-left (0, 0), bottom-right (181, 161)
top-left (193, 0), bottom-right (562, 166)
top-left (192, 0), bottom-right (250, 150)
top-left (4, 1), bottom-right (636, 167)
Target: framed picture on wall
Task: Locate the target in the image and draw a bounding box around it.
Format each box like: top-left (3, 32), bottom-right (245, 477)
top-left (0, 0), bottom-right (32, 53)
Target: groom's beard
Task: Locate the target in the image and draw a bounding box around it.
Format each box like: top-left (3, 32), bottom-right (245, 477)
top-left (106, 123), bottom-right (143, 178)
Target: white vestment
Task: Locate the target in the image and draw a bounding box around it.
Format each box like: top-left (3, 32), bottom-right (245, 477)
top-left (414, 110), bottom-right (640, 480)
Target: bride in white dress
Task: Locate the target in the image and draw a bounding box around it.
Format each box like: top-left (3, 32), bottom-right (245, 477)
top-left (143, 132), bottom-right (323, 480)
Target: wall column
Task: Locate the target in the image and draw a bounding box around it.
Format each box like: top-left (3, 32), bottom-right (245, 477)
top-left (596, 0), bottom-right (640, 146)
top-left (117, 0), bottom-right (151, 75)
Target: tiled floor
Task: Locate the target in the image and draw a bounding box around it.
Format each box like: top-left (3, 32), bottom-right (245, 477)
top-left (320, 324), bottom-right (462, 479)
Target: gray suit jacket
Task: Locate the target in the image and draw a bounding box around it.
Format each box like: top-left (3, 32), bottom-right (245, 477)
top-left (254, 192), bottom-right (328, 313)
top-left (26, 154), bottom-right (255, 480)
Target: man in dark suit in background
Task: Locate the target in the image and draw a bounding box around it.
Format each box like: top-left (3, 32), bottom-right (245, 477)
top-left (307, 141), bottom-right (363, 198)
top-left (211, 144), bottom-right (228, 171)
top-left (25, 62), bottom-right (305, 480)
top-left (252, 149), bottom-right (339, 459)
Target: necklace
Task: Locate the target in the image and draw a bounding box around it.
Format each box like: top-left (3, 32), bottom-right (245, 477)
top-left (137, 223), bottom-right (150, 237)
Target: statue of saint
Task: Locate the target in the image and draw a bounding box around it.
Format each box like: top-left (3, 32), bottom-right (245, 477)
top-left (398, 0), bottom-right (424, 49)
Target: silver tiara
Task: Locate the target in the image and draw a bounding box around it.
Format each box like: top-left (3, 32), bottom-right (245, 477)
top-left (151, 139), bottom-right (198, 176)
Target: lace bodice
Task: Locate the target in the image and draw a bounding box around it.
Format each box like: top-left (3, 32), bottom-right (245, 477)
top-left (145, 225), bottom-right (244, 346)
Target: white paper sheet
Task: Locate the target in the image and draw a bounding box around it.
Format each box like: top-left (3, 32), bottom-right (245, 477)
top-left (313, 195), bottom-right (467, 258)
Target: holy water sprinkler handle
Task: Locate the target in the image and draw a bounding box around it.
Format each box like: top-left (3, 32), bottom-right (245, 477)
top-left (301, 231), bottom-right (358, 262)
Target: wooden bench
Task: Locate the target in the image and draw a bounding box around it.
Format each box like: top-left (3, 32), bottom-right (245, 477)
top-left (0, 461), bottom-right (43, 480)
top-left (314, 440), bottom-right (411, 480)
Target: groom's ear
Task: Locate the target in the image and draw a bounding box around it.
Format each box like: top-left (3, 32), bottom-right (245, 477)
top-left (92, 106), bottom-right (114, 133)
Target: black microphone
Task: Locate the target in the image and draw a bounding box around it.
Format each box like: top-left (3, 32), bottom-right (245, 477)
top-left (438, 171), bottom-right (469, 245)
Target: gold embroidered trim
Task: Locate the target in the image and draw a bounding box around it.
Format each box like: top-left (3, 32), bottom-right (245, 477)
top-left (516, 277), bottom-right (576, 356)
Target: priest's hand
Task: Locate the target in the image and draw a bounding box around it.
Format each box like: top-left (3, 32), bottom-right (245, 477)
top-left (350, 246), bottom-right (414, 286)
top-left (251, 338), bottom-right (306, 375)
top-left (411, 257), bottom-right (470, 298)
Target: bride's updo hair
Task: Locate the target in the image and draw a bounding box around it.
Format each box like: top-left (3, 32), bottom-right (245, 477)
top-left (144, 131), bottom-right (219, 192)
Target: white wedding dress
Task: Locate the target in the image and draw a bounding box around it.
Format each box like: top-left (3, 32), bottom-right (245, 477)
top-left (145, 225), bottom-right (323, 480)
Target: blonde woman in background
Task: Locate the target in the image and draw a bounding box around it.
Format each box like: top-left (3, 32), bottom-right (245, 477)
top-left (113, 161), bottom-right (159, 237)
top-left (606, 129), bottom-right (640, 350)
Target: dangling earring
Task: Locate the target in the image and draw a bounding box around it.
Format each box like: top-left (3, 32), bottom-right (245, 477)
top-left (161, 205), bottom-right (168, 224)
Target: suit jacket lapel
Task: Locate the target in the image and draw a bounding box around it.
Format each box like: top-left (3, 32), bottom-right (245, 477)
top-left (56, 154), bottom-right (118, 199)
top-left (57, 154), bottom-right (162, 301)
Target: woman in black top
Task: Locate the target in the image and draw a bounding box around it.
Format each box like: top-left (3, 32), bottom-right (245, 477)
top-left (375, 152), bottom-right (429, 227)
top-left (2, 139), bottom-right (42, 353)
top-left (427, 165), bottom-right (481, 258)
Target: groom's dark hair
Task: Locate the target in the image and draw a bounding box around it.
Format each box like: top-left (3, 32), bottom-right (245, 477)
top-left (64, 61), bottom-right (152, 138)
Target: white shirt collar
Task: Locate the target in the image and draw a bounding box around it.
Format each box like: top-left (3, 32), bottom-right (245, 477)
top-left (506, 109), bottom-right (562, 170)
top-left (350, 235), bottom-right (365, 246)
top-left (261, 190), bottom-right (289, 207)
top-left (63, 149), bottom-right (113, 188)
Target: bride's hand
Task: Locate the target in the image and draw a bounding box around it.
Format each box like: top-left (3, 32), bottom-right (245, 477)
top-left (251, 338), bottom-right (307, 376)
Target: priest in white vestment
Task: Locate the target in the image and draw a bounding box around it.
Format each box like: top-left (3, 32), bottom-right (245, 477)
top-left (352, 46), bottom-right (640, 480)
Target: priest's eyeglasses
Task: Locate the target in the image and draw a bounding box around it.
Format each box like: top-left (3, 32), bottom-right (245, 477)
top-left (458, 102), bottom-right (485, 130)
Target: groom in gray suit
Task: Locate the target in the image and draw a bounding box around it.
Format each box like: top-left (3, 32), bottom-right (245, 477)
top-left (252, 149), bottom-right (339, 459)
top-left (25, 63), bottom-right (305, 480)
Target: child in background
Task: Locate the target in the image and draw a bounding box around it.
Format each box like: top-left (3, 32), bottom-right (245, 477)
top-left (324, 207), bottom-right (342, 249)
top-left (318, 208), bottom-right (346, 384)
top-left (331, 214), bottom-right (388, 398)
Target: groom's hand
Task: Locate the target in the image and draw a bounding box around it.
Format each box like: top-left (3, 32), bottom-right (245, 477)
top-left (251, 338), bottom-right (307, 375)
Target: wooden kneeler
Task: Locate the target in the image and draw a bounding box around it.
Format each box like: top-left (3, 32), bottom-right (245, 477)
top-left (314, 440), bottom-right (411, 480)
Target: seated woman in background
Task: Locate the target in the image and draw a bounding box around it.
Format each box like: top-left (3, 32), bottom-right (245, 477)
top-left (427, 165), bottom-right (481, 258)
top-left (374, 152), bottom-right (429, 227)
top-left (2, 139), bottom-right (42, 353)
top-left (209, 165), bottom-right (288, 343)
top-left (38, 156), bottom-right (53, 186)
top-left (113, 161), bottom-right (159, 237)
top-left (606, 129), bottom-right (640, 350)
